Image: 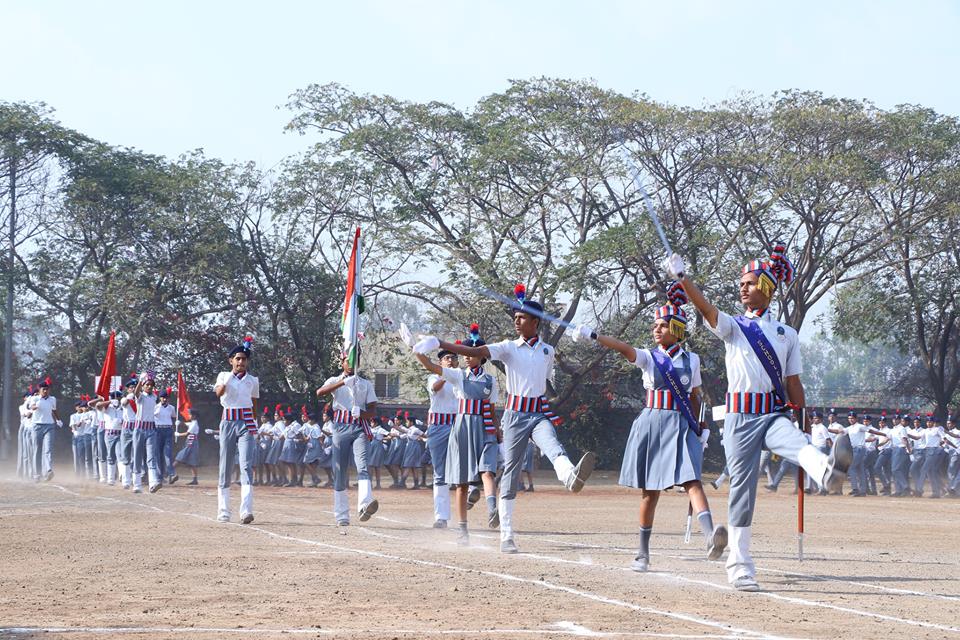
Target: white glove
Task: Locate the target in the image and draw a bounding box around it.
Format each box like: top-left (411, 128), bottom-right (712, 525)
top-left (663, 253), bottom-right (686, 280)
top-left (398, 322), bottom-right (415, 348)
top-left (55, 419), bottom-right (63, 428)
top-left (204, 428), bottom-right (216, 435)
top-left (571, 325), bottom-right (595, 343)
top-left (351, 405), bottom-right (362, 419)
top-left (698, 427), bottom-right (710, 446)
top-left (341, 375), bottom-right (357, 389)
top-left (412, 335), bottom-right (440, 354)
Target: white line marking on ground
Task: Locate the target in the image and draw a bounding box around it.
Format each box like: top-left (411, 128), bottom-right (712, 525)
top-left (554, 620), bottom-right (606, 636)
top-left (41, 485), bottom-right (795, 640)
top-left (0, 626), bottom-right (743, 638)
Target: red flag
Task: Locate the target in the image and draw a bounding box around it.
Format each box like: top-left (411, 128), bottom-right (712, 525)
top-left (177, 369), bottom-right (193, 421)
top-left (95, 331), bottom-right (117, 400)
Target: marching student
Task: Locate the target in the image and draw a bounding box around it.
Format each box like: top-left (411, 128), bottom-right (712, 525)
top-left (385, 412), bottom-right (408, 488)
top-left (890, 414), bottom-right (913, 497)
top-left (401, 414), bottom-right (426, 490)
top-left (368, 417), bottom-right (389, 490)
top-left (213, 336), bottom-right (260, 524)
top-left (279, 409), bottom-right (303, 487)
top-left (79, 397), bottom-right (98, 480)
top-left (423, 347), bottom-right (461, 527)
top-left (28, 377), bottom-right (61, 482)
top-left (70, 400), bottom-right (83, 477)
top-left (862, 415), bottom-right (880, 495)
top-left (317, 406), bottom-right (336, 487)
top-left (131, 373), bottom-right (162, 493)
top-left (663, 245), bottom-right (851, 591)
top-left (302, 411), bottom-right (324, 488)
top-left (809, 411), bottom-right (832, 495)
top-left (873, 414), bottom-right (893, 495)
top-left (573, 299), bottom-right (727, 572)
top-left (17, 388), bottom-right (35, 480)
top-left (827, 411), bottom-right (872, 497)
top-left (155, 388), bottom-right (178, 485)
top-left (173, 409), bottom-right (201, 485)
top-left (945, 417), bottom-right (960, 496)
top-left (315, 353), bottom-right (380, 529)
top-left (269, 405), bottom-right (287, 485)
top-left (917, 415), bottom-right (946, 498)
top-left (413, 284), bottom-right (597, 554)
top-left (118, 376), bottom-right (139, 489)
top-left (92, 391), bottom-right (124, 486)
top-left (255, 406), bottom-right (272, 485)
top-left (405, 323), bottom-right (502, 545)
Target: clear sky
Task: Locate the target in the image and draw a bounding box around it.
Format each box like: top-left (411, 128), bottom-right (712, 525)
top-left (3, 0), bottom-right (958, 339)
top-left (3, 0), bottom-right (958, 167)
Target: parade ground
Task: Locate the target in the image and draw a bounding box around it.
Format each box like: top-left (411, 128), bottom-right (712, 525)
top-left (1, 471), bottom-right (958, 640)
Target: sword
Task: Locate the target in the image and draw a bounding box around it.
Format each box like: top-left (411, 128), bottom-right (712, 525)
top-left (472, 285), bottom-right (597, 339)
top-left (618, 147), bottom-right (673, 257)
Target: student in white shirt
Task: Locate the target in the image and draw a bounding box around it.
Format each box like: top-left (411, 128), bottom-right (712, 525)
top-left (70, 401), bottom-right (84, 477)
top-left (213, 337), bottom-right (260, 523)
top-left (918, 415), bottom-right (946, 498)
top-left (316, 353), bottom-right (381, 528)
top-left (890, 415), bottom-right (913, 496)
top-left (131, 374), bottom-right (161, 493)
top-left (573, 301), bottom-right (727, 572)
top-left (174, 409), bottom-right (201, 485)
top-left (17, 389), bottom-right (35, 480)
top-left (414, 284), bottom-right (597, 554)
top-left (118, 377), bottom-right (139, 489)
top-left (154, 388), bottom-right (178, 485)
top-left (28, 377), bottom-right (61, 482)
top-left (663, 245), bottom-right (851, 591)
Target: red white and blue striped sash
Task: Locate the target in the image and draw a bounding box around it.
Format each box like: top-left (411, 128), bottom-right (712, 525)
top-left (134, 420), bottom-right (156, 430)
top-left (332, 409), bottom-right (373, 440)
top-left (506, 394), bottom-right (562, 426)
top-left (221, 407), bottom-right (258, 434)
top-left (725, 392), bottom-right (777, 415)
top-left (458, 399), bottom-right (496, 433)
top-left (428, 412), bottom-right (456, 426)
top-left (122, 420), bottom-right (135, 430)
top-left (646, 389), bottom-right (677, 411)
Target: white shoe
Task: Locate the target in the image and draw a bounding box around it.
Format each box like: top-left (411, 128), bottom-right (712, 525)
top-left (358, 499), bottom-right (379, 522)
top-left (564, 452), bottom-right (596, 493)
top-left (732, 575), bottom-right (760, 592)
top-left (707, 525), bottom-right (728, 561)
top-left (500, 537), bottom-right (519, 554)
top-left (217, 512), bottom-right (230, 523)
top-left (631, 555), bottom-right (649, 572)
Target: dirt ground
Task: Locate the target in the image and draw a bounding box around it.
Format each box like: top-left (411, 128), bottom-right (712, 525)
top-left (1, 466), bottom-right (958, 640)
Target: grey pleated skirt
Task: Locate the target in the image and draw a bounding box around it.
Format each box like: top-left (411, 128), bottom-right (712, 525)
top-left (619, 408), bottom-right (703, 490)
top-left (445, 415), bottom-right (496, 485)
top-left (175, 439), bottom-right (199, 466)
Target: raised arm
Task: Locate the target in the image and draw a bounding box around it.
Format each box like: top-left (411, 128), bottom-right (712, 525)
top-left (316, 375), bottom-right (346, 398)
top-left (595, 334), bottom-right (639, 363)
top-left (435, 339), bottom-right (490, 360)
top-left (413, 353), bottom-right (443, 377)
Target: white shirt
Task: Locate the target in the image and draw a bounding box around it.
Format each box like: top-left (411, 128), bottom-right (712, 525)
top-left (845, 423), bottom-right (869, 447)
top-left (863, 423), bottom-right (877, 449)
top-left (121, 394), bottom-right (137, 422)
top-left (877, 426), bottom-right (892, 450)
top-left (82, 411), bottom-right (97, 436)
top-left (811, 422), bottom-right (830, 447)
top-left (273, 419), bottom-right (286, 437)
top-left (922, 426), bottom-right (944, 449)
top-left (323, 375), bottom-right (377, 412)
top-left (427, 373), bottom-right (460, 414)
top-left (69, 412), bottom-right (82, 434)
top-left (19, 401), bottom-right (33, 427)
top-left (154, 403), bottom-right (176, 426)
top-left (910, 427), bottom-right (926, 450)
top-left (372, 426), bottom-right (389, 442)
top-left (439, 367), bottom-right (500, 404)
top-left (891, 425), bottom-right (910, 448)
top-left (632, 346), bottom-right (702, 392)
top-left (283, 421), bottom-right (302, 439)
top-left (406, 425), bottom-right (425, 441)
top-left (105, 403), bottom-right (123, 429)
top-left (136, 392), bottom-right (157, 422)
top-left (304, 422), bottom-right (322, 439)
top-left (30, 396), bottom-right (57, 424)
top-left (214, 371), bottom-right (260, 409)
top-left (707, 310), bottom-right (801, 394)
top-left (485, 336), bottom-right (555, 397)
top-left (185, 419), bottom-right (199, 436)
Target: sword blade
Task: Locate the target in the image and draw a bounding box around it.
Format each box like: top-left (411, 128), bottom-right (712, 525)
top-left (619, 148), bottom-right (673, 256)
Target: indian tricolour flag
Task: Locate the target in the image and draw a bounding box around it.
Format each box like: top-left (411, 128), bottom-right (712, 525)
top-left (341, 227), bottom-right (365, 368)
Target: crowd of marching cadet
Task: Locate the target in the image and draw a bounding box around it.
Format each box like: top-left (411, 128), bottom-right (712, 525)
top-left (713, 408), bottom-right (960, 499)
top-left (14, 375), bottom-right (540, 494)
top-left (16, 374), bottom-right (959, 500)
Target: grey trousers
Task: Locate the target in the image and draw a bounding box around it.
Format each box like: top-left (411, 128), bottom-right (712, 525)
top-left (499, 410), bottom-right (567, 501)
top-left (848, 447), bottom-right (866, 494)
top-left (722, 412), bottom-right (811, 527)
top-left (427, 424), bottom-right (451, 486)
top-left (891, 448), bottom-right (911, 494)
top-left (331, 422), bottom-right (369, 491)
top-left (32, 423), bottom-right (56, 479)
top-left (218, 420), bottom-right (255, 489)
top-left (155, 427), bottom-right (175, 479)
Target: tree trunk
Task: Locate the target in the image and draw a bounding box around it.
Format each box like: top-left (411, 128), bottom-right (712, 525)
top-left (1, 160), bottom-right (16, 460)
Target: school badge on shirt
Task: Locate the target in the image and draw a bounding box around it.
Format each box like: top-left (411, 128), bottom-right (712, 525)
top-left (777, 326), bottom-right (786, 342)
top-left (680, 375), bottom-right (690, 385)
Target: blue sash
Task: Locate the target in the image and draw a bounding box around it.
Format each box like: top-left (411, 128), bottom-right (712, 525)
top-left (733, 316), bottom-right (788, 409)
top-left (650, 349), bottom-right (701, 436)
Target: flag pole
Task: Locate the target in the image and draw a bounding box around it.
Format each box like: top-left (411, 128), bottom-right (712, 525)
top-left (797, 408), bottom-right (807, 562)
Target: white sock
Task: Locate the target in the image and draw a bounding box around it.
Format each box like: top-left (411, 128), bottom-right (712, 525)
top-left (217, 486), bottom-right (230, 517)
top-left (434, 484), bottom-right (450, 521)
top-left (334, 490), bottom-right (350, 522)
top-left (240, 483), bottom-right (253, 516)
top-left (553, 455), bottom-right (574, 483)
top-left (725, 526), bottom-right (755, 583)
top-left (498, 497), bottom-right (515, 541)
top-left (797, 444), bottom-right (828, 488)
top-left (357, 479), bottom-right (373, 510)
